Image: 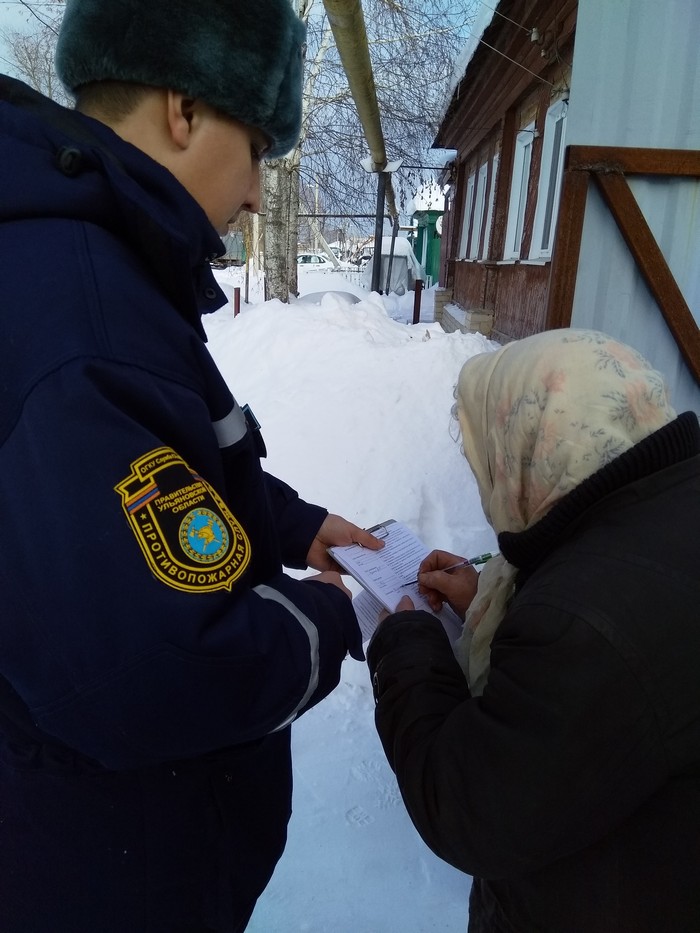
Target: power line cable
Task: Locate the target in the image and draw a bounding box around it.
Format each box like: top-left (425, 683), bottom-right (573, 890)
top-left (473, 35), bottom-right (553, 87)
top-left (478, 1), bottom-right (532, 35)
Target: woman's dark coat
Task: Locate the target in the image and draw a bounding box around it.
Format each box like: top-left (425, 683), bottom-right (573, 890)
top-left (368, 414), bottom-right (700, 932)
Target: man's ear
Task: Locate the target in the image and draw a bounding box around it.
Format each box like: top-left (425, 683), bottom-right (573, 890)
top-left (166, 91), bottom-right (197, 150)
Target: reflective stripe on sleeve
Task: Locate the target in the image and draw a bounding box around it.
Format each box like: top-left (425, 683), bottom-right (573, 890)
top-left (212, 403), bottom-right (248, 449)
top-left (253, 584), bottom-right (320, 732)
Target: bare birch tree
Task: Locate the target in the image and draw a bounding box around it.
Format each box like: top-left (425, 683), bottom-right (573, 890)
top-left (262, 0), bottom-right (335, 303)
top-left (262, 0), bottom-right (479, 300)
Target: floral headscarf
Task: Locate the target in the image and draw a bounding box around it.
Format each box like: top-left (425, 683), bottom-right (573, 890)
top-left (454, 329), bottom-right (676, 695)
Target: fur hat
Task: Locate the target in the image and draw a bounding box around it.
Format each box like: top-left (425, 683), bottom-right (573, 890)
top-left (55, 0), bottom-right (306, 157)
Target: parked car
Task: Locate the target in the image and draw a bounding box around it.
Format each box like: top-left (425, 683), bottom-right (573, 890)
top-left (297, 252), bottom-right (335, 267)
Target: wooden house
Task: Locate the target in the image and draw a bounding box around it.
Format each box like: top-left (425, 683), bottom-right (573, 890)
top-left (434, 0), bottom-right (700, 414)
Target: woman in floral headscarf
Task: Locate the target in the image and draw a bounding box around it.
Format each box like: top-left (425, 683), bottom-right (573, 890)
top-left (367, 329), bottom-right (700, 933)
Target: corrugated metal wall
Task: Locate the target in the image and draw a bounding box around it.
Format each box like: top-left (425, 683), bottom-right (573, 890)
top-left (566, 0), bottom-right (700, 414)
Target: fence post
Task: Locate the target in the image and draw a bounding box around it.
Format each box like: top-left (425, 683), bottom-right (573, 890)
top-left (233, 287), bottom-right (241, 317)
top-left (412, 279), bottom-right (423, 324)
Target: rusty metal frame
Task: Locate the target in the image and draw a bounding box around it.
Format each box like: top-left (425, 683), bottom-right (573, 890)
top-left (546, 146), bottom-right (700, 384)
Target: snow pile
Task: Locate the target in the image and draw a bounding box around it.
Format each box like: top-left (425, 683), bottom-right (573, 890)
top-left (202, 280), bottom-right (499, 932)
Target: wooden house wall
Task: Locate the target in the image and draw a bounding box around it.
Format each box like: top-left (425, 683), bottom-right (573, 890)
top-left (436, 0), bottom-right (576, 342)
top-left (436, 0), bottom-right (577, 156)
top-left (450, 260), bottom-right (550, 341)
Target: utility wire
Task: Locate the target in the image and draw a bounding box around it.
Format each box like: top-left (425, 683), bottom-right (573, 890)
top-left (478, 1), bottom-right (532, 35)
top-left (475, 36), bottom-right (553, 86)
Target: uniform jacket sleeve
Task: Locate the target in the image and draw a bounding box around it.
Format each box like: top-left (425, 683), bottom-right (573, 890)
top-left (263, 471), bottom-right (328, 569)
top-left (366, 600), bottom-right (667, 880)
top-left (0, 319), bottom-right (361, 772)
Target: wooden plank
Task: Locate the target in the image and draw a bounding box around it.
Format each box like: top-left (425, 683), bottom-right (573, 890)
top-left (520, 83), bottom-right (552, 260)
top-left (545, 165), bottom-right (589, 329)
top-left (594, 171), bottom-right (700, 383)
top-left (490, 110), bottom-right (516, 260)
top-left (452, 260), bottom-right (489, 311)
top-left (477, 138), bottom-right (497, 258)
top-left (452, 160), bottom-right (469, 261)
top-left (495, 262), bottom-right (550, 338)
top-left (568, 146), bottom-right (700, 177)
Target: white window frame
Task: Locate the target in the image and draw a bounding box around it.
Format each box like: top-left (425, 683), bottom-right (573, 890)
top-left (480, 153), bottom-right (499, 260)
top-left (458, 171), bottom-right (476, 259)
top-left (530, 99), bottom-right (568, 259)
top-left (503, 122), bottom-right (535, 260)
top-left (468, 161), bottom-right (489, 259)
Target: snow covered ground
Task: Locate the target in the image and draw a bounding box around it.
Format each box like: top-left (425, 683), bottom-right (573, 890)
top-left (207, 265), bottom-right (499, 932)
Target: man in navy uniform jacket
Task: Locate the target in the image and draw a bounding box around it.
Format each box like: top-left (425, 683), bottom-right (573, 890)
top-left (0, 1), bottom-right (381, 930)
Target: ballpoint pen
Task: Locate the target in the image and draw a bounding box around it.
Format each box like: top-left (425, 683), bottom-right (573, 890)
top-left (401, 552), bottom-right (496, 586)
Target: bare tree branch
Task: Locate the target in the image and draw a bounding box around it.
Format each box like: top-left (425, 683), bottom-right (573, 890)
top-left (16, 0), bottom-right (60, 36)
top-left (1, 0), bottom-right (68, 101)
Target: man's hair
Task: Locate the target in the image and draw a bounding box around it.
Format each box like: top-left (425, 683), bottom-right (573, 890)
top-left (74, 81), bottom-right (153, 121)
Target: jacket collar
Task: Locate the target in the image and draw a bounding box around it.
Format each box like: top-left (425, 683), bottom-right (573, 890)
top-left (0, 76), bottom-right (226, 339)
top-left (499, 412), bottom-right (700, 572)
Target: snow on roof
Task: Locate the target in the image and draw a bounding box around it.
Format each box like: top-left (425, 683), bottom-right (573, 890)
top-left (448, 2), bottom-right (496, 95)
top-left (406, 182), bottom-right (446, 215)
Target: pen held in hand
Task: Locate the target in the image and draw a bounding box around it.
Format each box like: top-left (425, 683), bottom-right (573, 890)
top-left (401, 552), bottom-right (496, 586)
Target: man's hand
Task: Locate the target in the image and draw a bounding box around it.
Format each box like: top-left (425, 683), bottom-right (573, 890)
top-left (417, 549), bottom-right (478, 618)
top-left (306, 514), bottom-right (384, 572)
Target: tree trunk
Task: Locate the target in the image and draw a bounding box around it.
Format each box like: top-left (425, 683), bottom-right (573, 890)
top-left (262, 152), bottom-right (301, 302)
top-left (286, 149), bottom-right (301, 297)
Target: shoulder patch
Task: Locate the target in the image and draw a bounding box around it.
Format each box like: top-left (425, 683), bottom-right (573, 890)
top-left (115, 447), bottom-right (250, 593)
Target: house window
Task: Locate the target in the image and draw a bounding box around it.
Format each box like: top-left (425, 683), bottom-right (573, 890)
top-left (458, 171), bottom-right (476, 259)
top-left (503, 122), bottom-right (535, 259)
top-left (530, 99), bottom-right (568, 258)
top-left (468, 161), bottom-right (489, 259)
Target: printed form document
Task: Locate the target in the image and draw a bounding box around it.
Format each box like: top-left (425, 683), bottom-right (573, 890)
top-left (328, 520), bottom-right (463, 643)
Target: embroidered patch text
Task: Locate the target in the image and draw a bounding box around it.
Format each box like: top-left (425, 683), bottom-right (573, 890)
top-left (115, 447), bottom-right (250, 593)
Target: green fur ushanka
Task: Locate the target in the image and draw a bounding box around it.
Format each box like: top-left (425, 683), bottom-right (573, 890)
top-left (55, 0), bottom-right (305, 157)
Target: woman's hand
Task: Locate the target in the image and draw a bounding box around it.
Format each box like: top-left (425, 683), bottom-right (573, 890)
top-left (417, 549), bottom-right (478, 618)
top-left (378, 594), bottom-right (415, 623)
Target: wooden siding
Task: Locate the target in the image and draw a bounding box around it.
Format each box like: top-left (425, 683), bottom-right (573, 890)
top-left (492, 263), bottom-right (550, 339)
top-left (435, 0), bottom-right (576, 342)
top-left (436, 0), bottom-right (699, 411)
top-left (435, 0), bottom-right (577, 157)
top-left (451, 260), bottom-right (550, 342)
top-left (453, 260), bottom-right (489, 310)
